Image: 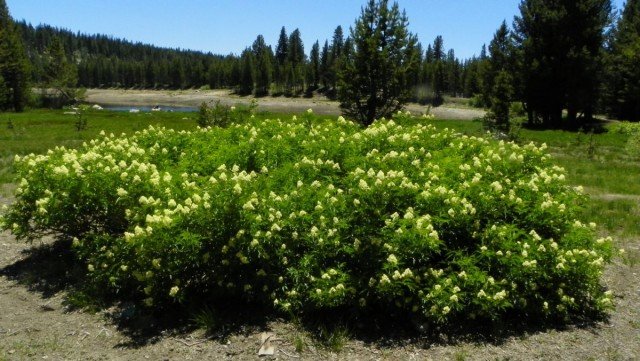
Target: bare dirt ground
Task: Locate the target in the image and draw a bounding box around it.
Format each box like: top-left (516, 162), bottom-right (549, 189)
top-left (1, 192), bottom-right (639, 360)
top-left (84, 89), bottom-right (486, 120)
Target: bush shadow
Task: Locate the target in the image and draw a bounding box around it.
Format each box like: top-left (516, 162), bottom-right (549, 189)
top-left (0, 237), bottom-right (78, 298)
top-left (293, 305), bottom-right (609, 351)
top-left (0, 238), bottom-right (611, 351)
top-left (0, 238), bottom-right (273, 349)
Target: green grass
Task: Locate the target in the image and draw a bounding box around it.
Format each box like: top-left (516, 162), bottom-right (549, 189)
top-left (0, 109), bottom-right (197, 153)
top-left (316, 324), bottom-right (349, 353)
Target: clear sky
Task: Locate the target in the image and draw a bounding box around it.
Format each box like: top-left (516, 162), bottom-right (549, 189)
top-left (7, 0), bottom-right (627, 60)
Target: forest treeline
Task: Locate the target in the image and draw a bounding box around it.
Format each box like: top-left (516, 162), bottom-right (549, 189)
top-left (15, 21), bottom-right (478, 103)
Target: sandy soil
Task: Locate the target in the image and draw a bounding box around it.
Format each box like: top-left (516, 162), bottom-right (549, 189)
top-left (1, 193), bottom-right (638, 360)
top-left (84, 89), bottom-right (486, 120)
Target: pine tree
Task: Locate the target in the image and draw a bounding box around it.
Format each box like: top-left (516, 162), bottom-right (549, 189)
top-left (327, 26), bottom-right (345, 91)
top-left (430, 36), bottom-right (446, 105)
top-left (309, 40), bottom-right (320, 89)
top-left (462, 57), bottom-right (482, 97)
top-left (274, 26), bottom-right (288, 94)
top-left (338, 0), bottom-right (419, 126)
top-left (445, 49), bottom-right (460, 96)
top-left (514, 0), bottom-right (612, 127)
top-left (425, 44), bottom-right (434, 64)
top-left (0, 0), bottom-right (31, 111)
top-left (275, 27), bottom-right (288, 66)
top-left (287, 29), bottom-right (305, 95)
top-left (433, 35), bottom-right (444, 61)
top-left (604, 0), bottom-right (640, 121)
top-left (319, 40), bottom-right (330, 89)
top-left (481, 21), bottom-right (514, 108)
top-left (490, 70), bottom-right (514, 132)
top-left (252, 35), bottom-right (272, 96)
top-left (43, 36), bottom-right (78, 106)
top-left (238, 48), bottom-right (254, 95)
top-left (0, 73), bottom-right (9, 107)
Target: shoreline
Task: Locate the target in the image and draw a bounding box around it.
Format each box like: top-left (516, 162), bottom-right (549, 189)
top-left (84, 88), bottom-right (486, 120)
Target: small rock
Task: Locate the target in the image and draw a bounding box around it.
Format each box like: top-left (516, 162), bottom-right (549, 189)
top-left (258, 332), bottom-right (275, 356)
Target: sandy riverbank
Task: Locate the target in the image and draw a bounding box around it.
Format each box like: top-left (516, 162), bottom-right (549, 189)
top-left (85, 88), bottom-right (486, 120)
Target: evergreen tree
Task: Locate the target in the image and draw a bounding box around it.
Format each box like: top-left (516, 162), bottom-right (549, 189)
top-left (445, 49), bottom-right (460, 96)
top-left (432, 35), bottom-right (445, 61)
top-left (430, 36), bottom-right (446, 105)
top-left (0, 73), bottom-right (9, 107)
top-left (490, 70), bottom-right (514, 132)
top-left (287, 29), bottom-right (305, 94)
top-left (327, 26), bottom-right (345, 92)
top-left (425, 44), bottom-right (434, 63)
top-left (238, 48), bottom-right (254, 95)
top-left (309, 40), bottom-right (320, 88)
top-left (274, 26), bottom-right (288, 94)
top-left (481, 21), bottom-right (514, 107)
top-left (514, 0), bottom-right (612, 127)
top-left (43, 36), bottom-right (78, 106)
top-left (275, 27), bottom-right (288, 65)
top-left (0, 0), bottom-right (30, 111)
top-left (462, 57), bottom-right (482, 97)
top-left (252, 35), bottom-right (273, 96)
top-left (431, 61), bottom-right (445, 105)
top-left (338, 0), bottom-right (418, 126)
top-left (319, 40), bottom-right (330, 88)
top-left (604, 0), bottom-right (640, 121)
top-left (330, 26), bottom-right (345, 60)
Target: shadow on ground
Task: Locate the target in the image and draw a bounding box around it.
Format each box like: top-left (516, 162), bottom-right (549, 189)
top-left (0, 238), bottom-right (610, 351)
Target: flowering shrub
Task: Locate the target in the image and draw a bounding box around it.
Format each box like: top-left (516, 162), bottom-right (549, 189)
top-left (0, 113), bottom-right (614, 324)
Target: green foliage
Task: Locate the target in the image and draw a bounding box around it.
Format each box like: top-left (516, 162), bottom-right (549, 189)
top-left (42, 36), bottom-right (78, 108)
top-left (482, 21), bottom-right (515, 110)
top-left (610, 121), bottom-right (640, 135)
top-left (608, 121), bottom-right (640, 159)
top-left (338, 0), bottom-right (419, 126)
top-left (316, 324), bottom-right (349, 352)
top-left (604, 0), bottom-right (640, 121)
top-left (514, 0), bottom-right (612, 127)
top-left (191, 306), bottom-right (222, 334)
top-left (74, 105), bottom-right (89, 132)
top-left (625, 132), bottom-right (640, 159)
top-left (293, 333), bottom-right (306, 352)
top-left (510, 102), bottom-right (526, 117)
top-left (0, 0), bottom-right (31, 111)
top-left (487, 70), bottom-right (514, 133)
top-left (237, 49), bottom-right (255, 96)
top-left (197, 100), bottom-right (256, 128)
top-left (252, 35), bottom-right (273, 97)
top-left (1, 113), bottom-right (614, 327)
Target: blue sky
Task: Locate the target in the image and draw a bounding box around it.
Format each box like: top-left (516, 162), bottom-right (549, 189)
top-left (7, 0), bottom-right (626, 59)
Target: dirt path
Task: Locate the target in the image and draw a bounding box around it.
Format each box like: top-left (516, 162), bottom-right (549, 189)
top-left (1, 193), bottom-right (639, 360)
top-left (84, 89), bottom-right (486, 120)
